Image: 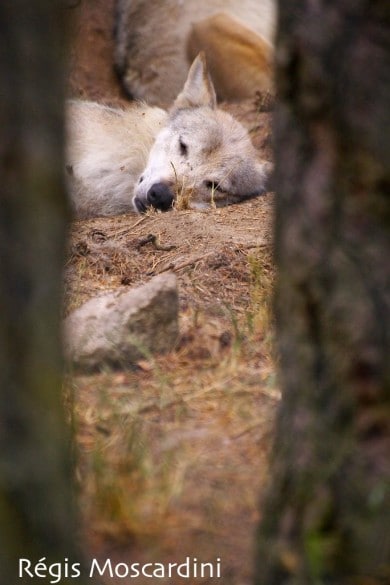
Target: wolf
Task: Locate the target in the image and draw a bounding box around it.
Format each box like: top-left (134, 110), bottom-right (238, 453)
top-left (66, 54), bottom-right (271, 218)
top-left (114, 0), bottom-right (276, 106)
top-left (187, 12), bottom-right (274, 102)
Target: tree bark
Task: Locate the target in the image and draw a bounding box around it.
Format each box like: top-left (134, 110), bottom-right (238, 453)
top-left (256, 1), bottom-right (390, 583)
top-left (0, 2), bottom-right (87, 583)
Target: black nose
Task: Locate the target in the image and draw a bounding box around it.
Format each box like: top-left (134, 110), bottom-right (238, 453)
top-left (147, 183), bottom-right (174, 211)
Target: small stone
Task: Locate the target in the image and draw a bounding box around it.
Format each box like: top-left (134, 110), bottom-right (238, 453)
top-left (64, 272), bottom-right (178, 372)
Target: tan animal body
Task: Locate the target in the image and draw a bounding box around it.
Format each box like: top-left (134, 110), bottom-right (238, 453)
top-left (66, 55), bottom-right (270, 218)
top-left (187, 13), bottom-right (274, 102)
top-left (115, 0), bottom-right (276, 106)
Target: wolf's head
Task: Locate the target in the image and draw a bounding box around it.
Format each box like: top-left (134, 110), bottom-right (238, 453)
top-left (133, 54), bottom-right (271, 213)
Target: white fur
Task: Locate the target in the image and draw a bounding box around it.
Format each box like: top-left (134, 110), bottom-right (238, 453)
top-left (66, 101), bottom-right (166, 217)
top-left (66, 56), bottom-right (271, 218)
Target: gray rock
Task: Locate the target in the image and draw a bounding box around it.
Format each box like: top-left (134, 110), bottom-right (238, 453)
top-left (64, 272), bottom-right (178, 372)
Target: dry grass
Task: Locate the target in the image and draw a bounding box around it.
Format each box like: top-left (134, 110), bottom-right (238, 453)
top-left (65, 199), bottom-right (278, 583)
top-left (72, 329), bottom-right (278, 583)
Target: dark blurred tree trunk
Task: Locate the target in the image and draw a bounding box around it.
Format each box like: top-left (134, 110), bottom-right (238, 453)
top-left (256, 1), bottom-right (390, 584)
top-left (0, 2), bottom-right (87, 583)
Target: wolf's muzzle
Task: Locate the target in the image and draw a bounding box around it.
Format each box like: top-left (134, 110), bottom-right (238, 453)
top-left (147, 182), bottom-right (174, 211)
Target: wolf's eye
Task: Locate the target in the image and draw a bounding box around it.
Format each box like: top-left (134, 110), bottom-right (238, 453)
top-left (179, 138), bottom-right (188, 156)
top-left (205, 180), bottom-right (226, 193)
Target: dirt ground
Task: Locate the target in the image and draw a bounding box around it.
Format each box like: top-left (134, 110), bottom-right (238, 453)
top-left (66, 2), bottom-right (278, 584)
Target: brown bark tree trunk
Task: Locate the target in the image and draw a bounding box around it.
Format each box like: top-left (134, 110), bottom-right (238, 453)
top-left (256, 1), bottom-right (390, 583)
top-left (0, 2), bottom-right (88, 583)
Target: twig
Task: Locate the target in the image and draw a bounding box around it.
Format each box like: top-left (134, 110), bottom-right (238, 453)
top-left (231, 421), bottom-right (267, 440)
top-left (237, 241), bottom-right (271, 250)
top-left (152, 250), bottom-right (216, 275)
top-left (107, 216), bottom-right (147, 238)
top-left (135, 233), bottom-right (176, 251)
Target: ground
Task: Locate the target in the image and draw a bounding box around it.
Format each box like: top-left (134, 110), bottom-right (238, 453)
top-left (66, 2), bottom-right (278, 583)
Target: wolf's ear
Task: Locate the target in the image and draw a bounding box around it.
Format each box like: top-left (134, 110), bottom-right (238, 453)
top-left (172, 53), bottom-right (217, 111)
